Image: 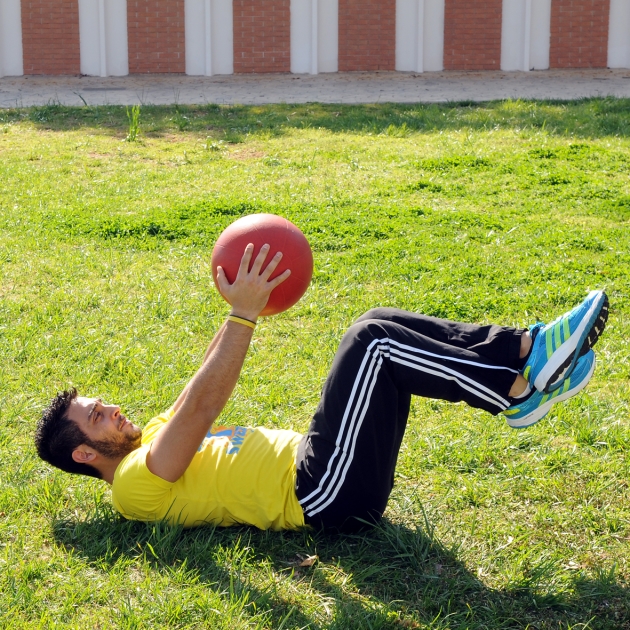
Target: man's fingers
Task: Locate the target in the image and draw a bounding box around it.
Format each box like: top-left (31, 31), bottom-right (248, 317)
top-left (250, 243), bottom-right (271, 275)
top-left (215, 266), bottom-right (232, 295)
top-left (269, 268), bottom-right (291, 289)
top-left (237, 244), bottom-right (254, 276)
top-left (261, 250), bottom-right (283, 279)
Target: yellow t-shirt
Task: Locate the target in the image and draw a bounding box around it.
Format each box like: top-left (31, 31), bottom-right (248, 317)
top-left (111, 408), bottom-right (305, 530)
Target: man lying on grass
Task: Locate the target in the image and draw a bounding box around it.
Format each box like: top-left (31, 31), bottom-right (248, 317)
top-left (36, 244), bottom-right (609, 532)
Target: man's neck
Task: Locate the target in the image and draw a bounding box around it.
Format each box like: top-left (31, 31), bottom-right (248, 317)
top-left (98, 456), bottom-right (126, 485)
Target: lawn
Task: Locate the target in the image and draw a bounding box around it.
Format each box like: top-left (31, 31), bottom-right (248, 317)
top-left (0, 99), bottom-right (629, 629)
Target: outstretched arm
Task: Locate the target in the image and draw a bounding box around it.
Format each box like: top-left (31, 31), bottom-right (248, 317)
top-left (171, 322), bottom-right (227, 414)
top-left (147, 244), bottom-right (290, 483)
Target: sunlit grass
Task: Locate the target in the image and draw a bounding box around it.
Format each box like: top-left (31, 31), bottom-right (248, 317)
top-left (0, 99), bottom-right (628, 629)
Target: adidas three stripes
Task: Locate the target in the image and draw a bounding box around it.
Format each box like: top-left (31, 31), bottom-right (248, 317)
top-left (294, 308), bottom-right (526, 531)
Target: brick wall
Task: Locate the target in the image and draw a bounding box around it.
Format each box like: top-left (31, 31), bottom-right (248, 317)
top-left (549, 0), bottom-right (610, 68)
top-left (233, 0), bottom-right (290, 73)
top-left (21, 0), bottom-right (80, 75)
top-left (443, 0), bottom-right (503, 70)
top-left (338, 0), bottom-right (395, 71)
top-left (127, 0), bottom-right (185, 73)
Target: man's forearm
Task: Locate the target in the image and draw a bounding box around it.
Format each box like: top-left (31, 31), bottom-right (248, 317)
top-left (202, 321), bottom-right (227, 364)
top-left (184, 321), bottom-right (252, 420)
top-left (148, 320), bottom-right (254, 482)
top-left (172, 321), bottom-right (227, 413)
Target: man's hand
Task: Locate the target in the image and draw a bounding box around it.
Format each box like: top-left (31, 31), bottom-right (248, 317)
top-left (216, 243), bottom-right (291, 321)
top-left (146, 245), bottom-right (290, 483)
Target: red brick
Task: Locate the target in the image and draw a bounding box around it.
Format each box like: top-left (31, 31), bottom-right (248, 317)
top-left (21, 0), bottom-right (80, 74)
top-left (549, 0), bottom-right (610, 68)
top-left (233, 0), bottom-right (290, 72)
top-left (338, 0), bottom-right (395, 71)
top-left (443, 0), bottom-right (502, 70)
top-left (127, 1), bottom-right (185, 73)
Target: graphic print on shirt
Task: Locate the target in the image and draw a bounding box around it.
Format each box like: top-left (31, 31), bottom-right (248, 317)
top-left (197, 425), bottom-right (255, 455)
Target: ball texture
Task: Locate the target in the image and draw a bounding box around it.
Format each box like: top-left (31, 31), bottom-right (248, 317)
top-left (211, 214), bottom-right (313, 316)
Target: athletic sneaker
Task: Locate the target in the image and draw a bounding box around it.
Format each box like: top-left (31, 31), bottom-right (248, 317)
top-left (522, 290), bottom-right (608, 394)
top-left (504, 350), bottom-right (596, 429)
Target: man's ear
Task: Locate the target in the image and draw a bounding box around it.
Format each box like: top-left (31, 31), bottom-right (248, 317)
top-left (72, 445), bottom-right (97, 465)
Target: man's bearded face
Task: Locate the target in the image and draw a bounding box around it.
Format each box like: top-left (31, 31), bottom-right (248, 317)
top-left (86, 427), bottom-right (142, 459)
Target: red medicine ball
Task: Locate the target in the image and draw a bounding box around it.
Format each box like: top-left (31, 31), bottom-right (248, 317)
top-left (211, 214), bottom-right (313, 316)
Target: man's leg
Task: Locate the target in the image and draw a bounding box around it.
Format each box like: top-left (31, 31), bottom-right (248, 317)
top-left (295, 313), bottom-right (524, 531)
top-left (354, 308), bottom-right (528, 367)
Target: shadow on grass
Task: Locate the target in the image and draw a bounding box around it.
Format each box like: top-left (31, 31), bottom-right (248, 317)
top-left (52, 506), bottom-right (629, 629)
top-left (3, 98), bottom-right (630, 140)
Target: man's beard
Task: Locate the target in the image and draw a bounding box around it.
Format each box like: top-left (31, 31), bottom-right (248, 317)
top-left (86, 427), bottom-right (143, 460)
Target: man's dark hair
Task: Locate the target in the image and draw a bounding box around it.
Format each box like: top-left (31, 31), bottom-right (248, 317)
top-left (35, 388), bottom-right (101, 479)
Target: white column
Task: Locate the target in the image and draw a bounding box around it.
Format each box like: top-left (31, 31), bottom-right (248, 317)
top-left (529, 0), bottom-right (551, 70)
top-left (423, 0), bottom-right (444, 71)
top-left (311, 0), bottom-right (319, 74)
top-left (416, 0), bottom-right (425, 71)
top-left (291, 0), bottom-right (314, 73)
top-left (211, 0), bottom-right (233, 74)
top-left (186, 0), bottom-right (207, 75)
top-left (318, 0), bottom-right (338, 72)
top-left (186, 0), bottom-right (233, 75)
top-left (0, 0), bottom-right (24, 77)
top-left (397, 0), bottom-right (417, 70)
top-left (501, 0), bottom-right (550, 71)
top-left (291, 0), bottom-right (337, 74)
top-left (608, 0), bottom-right (630, 68)
top-left (78, 0), bottom-right (128, 76)
top-left (501, 0), bottom-right (529, 71)
top-left (396, 0), bottom-right (444, 72)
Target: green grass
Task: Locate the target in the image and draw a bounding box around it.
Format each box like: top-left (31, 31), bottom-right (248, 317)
top-left (0, 98), bottom-right (629, 629)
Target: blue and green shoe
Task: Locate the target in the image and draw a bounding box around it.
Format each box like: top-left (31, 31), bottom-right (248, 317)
top-left (522, 290), bottom-right (608, 394)
top-left (504, 350), bottom-right (595, 429)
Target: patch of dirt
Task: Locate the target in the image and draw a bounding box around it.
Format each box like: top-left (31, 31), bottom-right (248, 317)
top-left (229, 148), bottom-right (265, 160)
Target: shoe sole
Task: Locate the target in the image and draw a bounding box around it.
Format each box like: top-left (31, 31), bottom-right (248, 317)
top-left (578, 295), bottom-right (608, 358)
top-left (533, 291), bottom-right (607, 394)
top-left (507, 354), bottom-right (596, 429)
top-left (544, 293), bottom-right (608, 392)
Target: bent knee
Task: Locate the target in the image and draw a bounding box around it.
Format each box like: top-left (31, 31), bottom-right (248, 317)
top-left (343, 317), bottom-right (389, 347)
top-left (353, 308), bottom-right (398, 325)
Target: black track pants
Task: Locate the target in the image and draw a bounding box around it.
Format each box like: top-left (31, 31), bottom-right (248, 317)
top-left (295, 308), bottom-right (526, 531)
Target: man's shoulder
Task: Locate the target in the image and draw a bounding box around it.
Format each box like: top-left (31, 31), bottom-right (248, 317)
top-left (113, 445), bottom-right (148, 483)
top-left (111, 444), bottom-right (173, 518)
top-left (113, 445), bottom-right (172, 491)
top-left (141, 407), bottom-right (175, 445)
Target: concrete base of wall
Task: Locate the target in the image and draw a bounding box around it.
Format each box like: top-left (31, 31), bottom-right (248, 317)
top-left (2, 68), bottom-right (630, 107)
